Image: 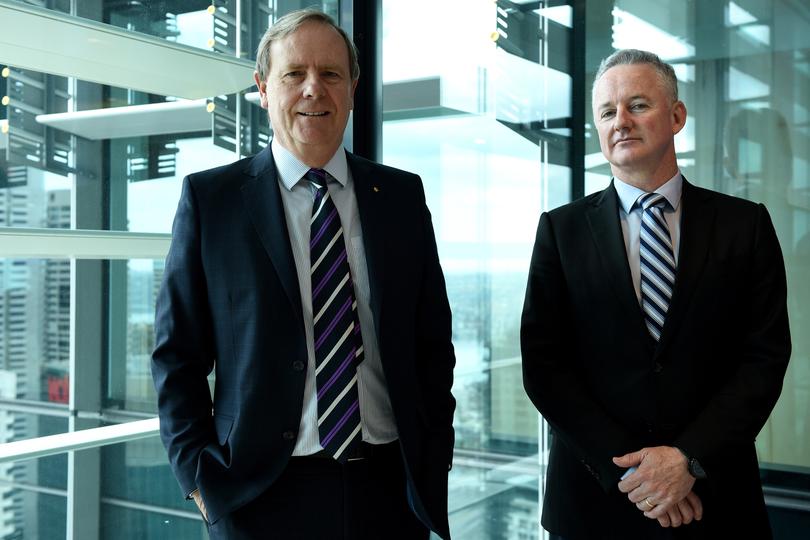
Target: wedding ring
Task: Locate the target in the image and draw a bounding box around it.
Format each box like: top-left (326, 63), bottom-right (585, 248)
top-left (644, 498), bottom-right (656, 510)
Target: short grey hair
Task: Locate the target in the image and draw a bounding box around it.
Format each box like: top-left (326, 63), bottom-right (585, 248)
top-left (592, 49), bottom-right (679, 102)
top-left (255, 9), bottom-right (360, 82)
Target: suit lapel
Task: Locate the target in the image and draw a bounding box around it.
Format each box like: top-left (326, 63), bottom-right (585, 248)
top-left (586, 182), bottom-right (649, 339)
top-left (239, 146), bottom-right (303, 321)
top-left (655, 179), bottom-right (714, 357)
top-left (347, 152), bottom-right (385, 336)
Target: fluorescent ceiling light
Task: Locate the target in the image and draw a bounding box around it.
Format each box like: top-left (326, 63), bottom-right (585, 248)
top-left (727, 2), bottom-right (757, 26)
top-left (612, 8), bottom-right (695, 61)
top-left (0, 0), bottom-right (254, 99)
top-left (728, 66), bottom-right (770, 101)
top-left (0, 119), bottom-right (7, 150)
top-left (539, 6), bottom-right (572, 28)
top-left (741, 25), bottom-right (770, 46)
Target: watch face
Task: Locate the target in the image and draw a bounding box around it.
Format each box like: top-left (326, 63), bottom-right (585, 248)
top-left (689, 458), bottom-right (707, 479)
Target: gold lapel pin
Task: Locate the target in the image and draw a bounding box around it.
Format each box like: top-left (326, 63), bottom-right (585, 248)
top-left (373, 186), bottom-right (380, 192)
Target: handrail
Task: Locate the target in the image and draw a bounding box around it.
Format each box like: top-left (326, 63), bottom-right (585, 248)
top-left (0, 417), bottom-right (159, 464)
top-left (0, 227), bottom-right (171, 259)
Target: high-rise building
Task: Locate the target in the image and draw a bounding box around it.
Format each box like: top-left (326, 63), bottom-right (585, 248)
top-left (43, 189), bottom-right (70, 404)
top-left (0, 170), bottom-right (47, 539)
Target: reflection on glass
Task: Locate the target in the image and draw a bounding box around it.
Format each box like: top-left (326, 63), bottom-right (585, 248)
top-left (0, 414), bottom-right (68, 538)
top-left (383, 1), bottom-right (571, 537)
top-left (125, 138), bottom-right (235, 234)
top-left (101, 503), bottom-right (203, 540)
top-left (108, 259), bottom-right (166, 413)
top-left (0, 258), bottom-right (70, 404)
top-left (101, 435), bottom-right (195, 513)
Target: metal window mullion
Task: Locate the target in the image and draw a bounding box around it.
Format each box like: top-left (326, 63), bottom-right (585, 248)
top-left (67, 77), bottom-right (106, 540)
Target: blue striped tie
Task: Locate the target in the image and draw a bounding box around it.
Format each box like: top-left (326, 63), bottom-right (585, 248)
top-left (638, 192), bottom-right (676, 341)
top-left (307, 168), bottom-right (363, 461)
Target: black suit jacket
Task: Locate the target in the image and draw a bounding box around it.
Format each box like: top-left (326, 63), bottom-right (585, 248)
top-left (151, 146), bottom-right (456, 539)
top-left (521, 179), bottom-right (790, 539)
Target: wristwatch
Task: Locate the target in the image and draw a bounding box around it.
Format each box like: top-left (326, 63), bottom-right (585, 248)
top-left (677, 447), bottom-right (707, 479)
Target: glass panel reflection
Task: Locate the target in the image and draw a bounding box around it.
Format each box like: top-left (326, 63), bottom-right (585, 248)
top-left (383, 1), bottom-right (571, 537)
top-left (0, 414), bottom-right (68, 539)
top-left (100, 503), bottom-right (203, 540)
top-left (101, 435), bottom-right (193, 513)
top-left (0, 259), bottom-right (70, 405)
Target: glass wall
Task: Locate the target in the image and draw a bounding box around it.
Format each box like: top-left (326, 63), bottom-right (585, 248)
top-left (383, 1), bottom-right (572, 538)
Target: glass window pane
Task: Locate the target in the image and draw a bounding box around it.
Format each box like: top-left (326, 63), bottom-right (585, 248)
top-left (101, 436), bottom-right (191, 512)
top-left (0, 259), bottom-right (70, 405)
top-left (100, 503), bottom-right (203, 540)
top-left (0, 415), bottom-right (68, 539)
top-left (383, 1), bottom-right (570, 537)
top-left (0, 489), bottom-right (66, 540)
top-left (0, 174), bottom-right (71, 230)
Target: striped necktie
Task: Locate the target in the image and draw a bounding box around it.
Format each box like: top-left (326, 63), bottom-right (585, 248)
top-left (638, 192), bottom-right (676, 341)
top-left (307, 168), bottom-right (363, 461)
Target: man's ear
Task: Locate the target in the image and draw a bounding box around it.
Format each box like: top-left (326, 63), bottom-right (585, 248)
top-left (671, 100), bottom-right (687, 135)
top-left (253, 71), bottom-right (269, 109)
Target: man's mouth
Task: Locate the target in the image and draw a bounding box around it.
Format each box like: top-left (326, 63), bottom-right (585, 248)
top-left (298, 111), bottom-right (328, 116)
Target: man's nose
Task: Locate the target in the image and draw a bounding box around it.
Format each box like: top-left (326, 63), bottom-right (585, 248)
top-left (613, 106), bottom-right (631, 132)
top-left (303, 74), bottom-right (324, 98)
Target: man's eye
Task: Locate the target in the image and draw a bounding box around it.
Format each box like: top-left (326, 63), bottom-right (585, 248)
top-left (284, 71), bottom-right (303, 78)
top-left (601, 111), bottom-right (615, 119)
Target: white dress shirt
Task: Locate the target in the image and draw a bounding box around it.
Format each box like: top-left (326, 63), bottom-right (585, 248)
top-left (271, 139), bottom-right (398, 455)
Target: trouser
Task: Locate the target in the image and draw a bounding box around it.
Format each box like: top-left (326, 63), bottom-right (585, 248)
top-left (207, 440), bottom-right (430, 540)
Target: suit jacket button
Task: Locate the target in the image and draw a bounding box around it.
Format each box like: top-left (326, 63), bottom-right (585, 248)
top-left (292, 360), bottom-right (305, 371)
top-left (653, 362), bottom-right (664, 373)
top-left (283, 431), bottom-right (296, 440)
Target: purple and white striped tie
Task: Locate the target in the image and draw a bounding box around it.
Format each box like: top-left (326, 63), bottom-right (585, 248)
top-left (638, 192), bottom-right (676, 341)
top-left (307, 168), bottom-right (363, 462)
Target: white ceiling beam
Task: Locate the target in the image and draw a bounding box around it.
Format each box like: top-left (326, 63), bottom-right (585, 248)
top-left (36, 99), bottom-right (212, 140)
top-left (0, 0), bottom-right (254, 99)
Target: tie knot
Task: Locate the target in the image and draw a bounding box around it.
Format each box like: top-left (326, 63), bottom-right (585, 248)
top-left (637, 192), bottom-right (667, 211)
top-left (306, 168), bottom-right (329, 190)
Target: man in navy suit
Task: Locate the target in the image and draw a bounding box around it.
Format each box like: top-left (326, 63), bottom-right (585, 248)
top-left (152, 9), bottom-right (455, 539)
top-left (521, 49), bottom-right (790, 539)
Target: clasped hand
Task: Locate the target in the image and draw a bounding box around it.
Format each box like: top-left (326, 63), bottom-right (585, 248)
top-left (613, 446), bottom-right (703, 528)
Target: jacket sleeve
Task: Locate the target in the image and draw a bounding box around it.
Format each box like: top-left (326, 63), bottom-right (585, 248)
top-left (521, 211), bottom-right (640, 492)
top-left (414, 178), bottom-right (456, 468)
top-left (151, 176), bottom-right (217, 496)
top-left (674, 204), bottom-right (791, 466)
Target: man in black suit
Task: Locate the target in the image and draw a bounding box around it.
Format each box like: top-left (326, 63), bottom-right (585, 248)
top-left (151, 9), bottom-right (455, 539)
top-left (521, 49), bottom-right (790, 539)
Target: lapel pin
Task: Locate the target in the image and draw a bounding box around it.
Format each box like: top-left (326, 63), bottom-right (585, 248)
top-left (373, 186), bottom-right (380, 192)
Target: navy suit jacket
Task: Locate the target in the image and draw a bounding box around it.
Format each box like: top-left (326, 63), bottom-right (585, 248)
top-left (152, 146), bottom-right (456, 538)
top-left (521, 180), bottom-right (791, 539)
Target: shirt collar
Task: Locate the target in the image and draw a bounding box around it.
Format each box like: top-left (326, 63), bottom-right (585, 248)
top-left (271, 139), bottom-right (349, 191)
top-left (614, 171), bottom-right (683, 214)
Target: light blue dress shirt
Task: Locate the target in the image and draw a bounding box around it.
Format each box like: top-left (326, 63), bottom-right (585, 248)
top-left (614, 172), bottom-right (683, 303)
